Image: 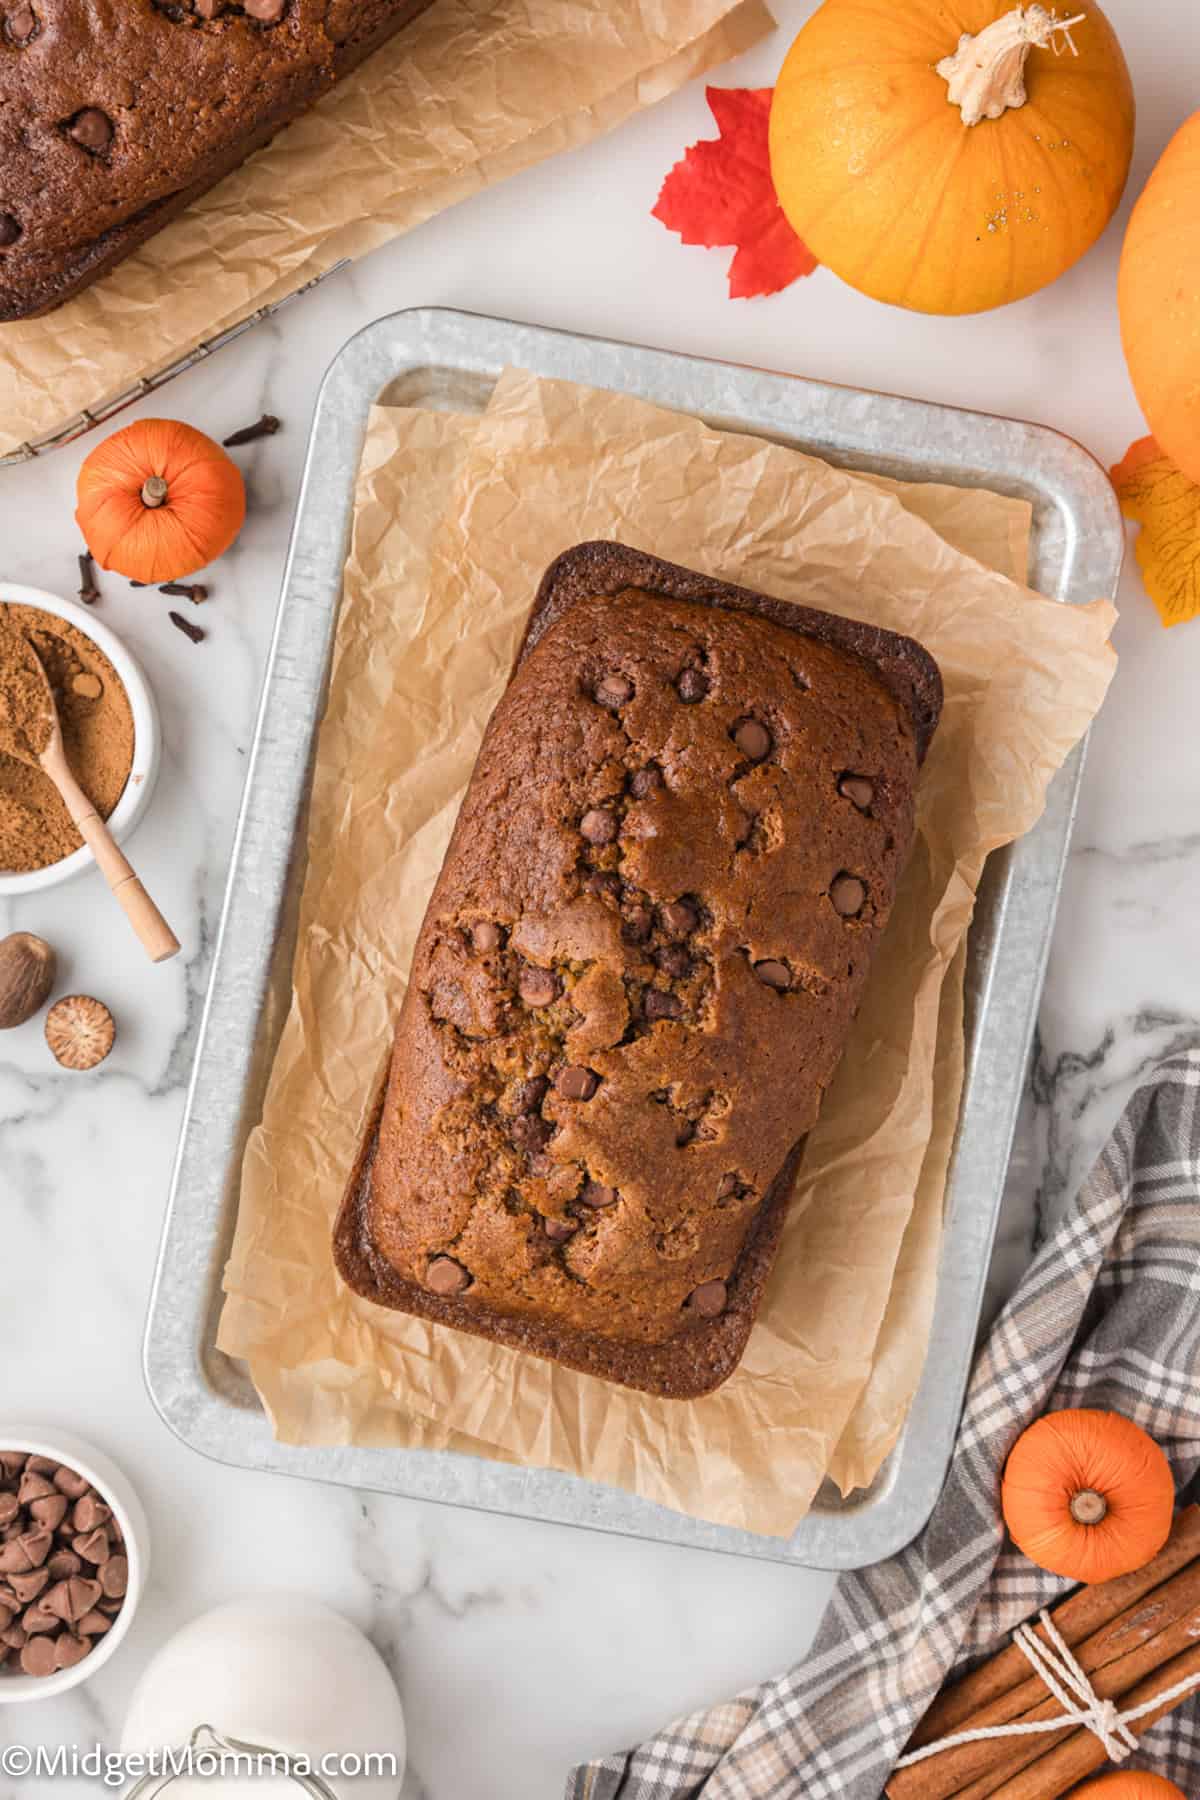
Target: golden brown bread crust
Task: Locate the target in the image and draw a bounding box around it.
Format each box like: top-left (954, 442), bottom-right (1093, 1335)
top-left (0, 0), bottom-right (431, 323)
top-left (334, 544), bottom-right (943, 1398)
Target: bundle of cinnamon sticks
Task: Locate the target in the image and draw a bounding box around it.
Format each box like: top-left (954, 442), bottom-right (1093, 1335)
top-left (887, 1506), bottom-right (1200, 1800)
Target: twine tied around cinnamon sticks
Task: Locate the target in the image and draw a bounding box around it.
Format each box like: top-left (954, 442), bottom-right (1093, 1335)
top-left (887, 1507), bottom-right (1200, 1800)
top-left (894, 1606), bottom-right (1200, 1774)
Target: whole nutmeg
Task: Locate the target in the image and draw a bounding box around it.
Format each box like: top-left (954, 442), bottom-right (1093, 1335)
top-left (45, 995), bottom-right (114, 1071)
top-left (0, 932), bottom-right (56, 1029)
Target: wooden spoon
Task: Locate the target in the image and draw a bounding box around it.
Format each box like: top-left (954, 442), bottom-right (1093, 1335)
top-left (6, 634), bottom-right (180, 963)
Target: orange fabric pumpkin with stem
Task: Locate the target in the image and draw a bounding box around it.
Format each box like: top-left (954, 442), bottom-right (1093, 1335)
top-left (1001, 1410), bottom-right (1175, 1584)
top-left (1069, 1776), bottom-right (1186, 1799)
top-left (769, 1), bottom-right (1135, 315)
top-left (1119, 112), bottom-right (1200, 486)
top-left (76, 418), bottom-right (246, 584)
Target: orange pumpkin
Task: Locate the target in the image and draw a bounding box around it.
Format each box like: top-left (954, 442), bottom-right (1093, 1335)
top-left (1001, 1410), bottom-right (1175, 1584)
top-left (769, 1), bottom-right (1135, 315)
top-left (76, 418), bottom-right (246, 584)
top-left (1070, 1776), bottom-right (1186, 1799)
top-left (1119, 112), bottom-right (1200, 486)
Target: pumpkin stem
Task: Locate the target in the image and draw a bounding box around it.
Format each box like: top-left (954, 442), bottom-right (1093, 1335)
top-left (1069, 1487), bottom-right (1109, 1526)
top-left (141, 475), bottom-right (169, 508)
top-left (938, 7), bottom-right (1088, 127)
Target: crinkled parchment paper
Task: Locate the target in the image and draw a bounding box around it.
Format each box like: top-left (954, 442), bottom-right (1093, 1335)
top-left (0, 0), bottom-right (769, 457)
top-left (220, 370), bottom-right (1115, 1536)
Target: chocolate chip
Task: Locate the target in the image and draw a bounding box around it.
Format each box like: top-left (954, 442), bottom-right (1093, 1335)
top-left (4, 5), bottom-right (36, 44)
top-left (513, 1076), bottom-right (548, 1114)
top-left (6, 1569), bottom-right (47, 1604)
top-left (540, 1216), bottom-right (578, 1242)
top-left (583, 869), bottom-right (622, 901)
top-left (0, 1625), bottom-right (25, 1650)
top-left (0, 214), bottom-right (20, 247)
top-left (754, 959), bottom-right (791, 991)
top-left (28, 1494), bottom-right (68, 1531)
top-left (687, 1280), bottom-right (728, 1317)
top-left (0, 1452), bottom-right (25, 1478)
top-left (12, 1530), bottom-right (50, 1570)
top-left (657, 946), bottom-right (693, 980)
top-left (579, 1181), bottom-right (617, 1209)
top-left (424, 1257), bottom-right (469, 1296)
top-left (71, 1495), bottom-right (109, 1534)
top-left (0, 1495), bottom-right (17, 1528)
top-left (595, 674), bottom-right (633, 708)
top-left (98, 1555), bottom-right (127, 1600)
top-left (67, 109), bottom-right (114, 154)
top-left (72, 1529), bottom-right (110, 1566)
top-left (676, 667), bottom-right (710, 703)
top-left (470, 920), bottom-right (501, 953)
top-left (555, 1065), bottom-right (598, 1102)
top-left (511, 1113), bottom-right (552, 1153)
top-left (830, 874), bottom-right (867, 918)
top-left (54, 1633), bottom-right (90, 1671)
top-left (661, 901), bottom-right (698, 937)
top-left (838, 774), bottom-right (875, 812)
top-left (17, 1472), bottom-right (54, 1505)
top-left (622, 905), bottom-right (653, 944)
top-left (77, 1609), bottom-right (110, 1636)
top-left (19, 1634), bottom-right (56, 1677)
top-left (629, 764), bottom-right (662, 799)
top-left (53, 1467), bottom-right (89, 1500)
top-left (243, 0), bottom-right (285, 17)
top-left (644, 989), bottom-right (682, 1021)
top-left (518, 965), bottom-right (560, 1007)
top-left (580, 807), bottom-right (618, 846)
top-left (24, 1457), bottom-right (56, 1475)
top-left (46, 1550), bottom-right (80, 1582)
top-left (733, 719), bottom-right (772, 761)
top-left (21, 1603), bottom-right (58, 1636)
top-left (44, 1576), bottom-right (100, 1623)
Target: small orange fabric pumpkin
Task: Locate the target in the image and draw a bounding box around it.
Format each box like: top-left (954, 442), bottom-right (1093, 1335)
top-left (1119, 111), bottom-right (1200, 486)
top-left (76, 418), bottom-right (246, 583)
top-left (1070, 1775), bottom-right (1186, 1799)
top-left (769, 1), bottom-right (1135, 315)
top-left (1001, 1410), bottom-right (1174, 1584)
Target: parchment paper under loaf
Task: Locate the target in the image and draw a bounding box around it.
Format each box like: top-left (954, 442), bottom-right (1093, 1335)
top-left (220, 371), bottom-right (1114, 1536)
top-left (0, 0), bottom-right (769, 458)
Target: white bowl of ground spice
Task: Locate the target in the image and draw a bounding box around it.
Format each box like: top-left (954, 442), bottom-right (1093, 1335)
top-left (0, 583), bottom-right (160, 897)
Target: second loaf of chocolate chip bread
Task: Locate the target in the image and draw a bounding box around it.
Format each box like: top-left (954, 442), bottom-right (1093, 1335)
top-left (334, 543), bottom-right (943, 1398)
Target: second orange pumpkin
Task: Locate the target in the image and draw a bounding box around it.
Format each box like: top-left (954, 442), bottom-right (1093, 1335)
top-left (769, 1), bottom-right (1135, 315)
top-left (1001, 1410), bottom-right (1175, 1584)
top-left (76, 418), bottom-right (246, 585)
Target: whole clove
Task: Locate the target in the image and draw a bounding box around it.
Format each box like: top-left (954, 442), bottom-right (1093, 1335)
top-left (168, 612), bottom-right (205, 645)
top-left (222, 414), bottom-right (280, 448)
top-left (159, 583), bottom-right (208, 604)
top-left (77, 552), bottom-right (99, 606)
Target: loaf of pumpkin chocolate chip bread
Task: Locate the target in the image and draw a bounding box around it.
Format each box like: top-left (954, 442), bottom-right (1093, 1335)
top-left (334, 543), bottom-right (942, 1398)
top-left (0, 0), bottom-right (431, 322)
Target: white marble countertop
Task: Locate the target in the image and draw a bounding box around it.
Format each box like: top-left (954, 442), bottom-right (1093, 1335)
top-left (2, 2), bottom-right (1199, 1793)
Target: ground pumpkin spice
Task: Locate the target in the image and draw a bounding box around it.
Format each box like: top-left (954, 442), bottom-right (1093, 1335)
top-left (0, 604), bottom-right (134, 874)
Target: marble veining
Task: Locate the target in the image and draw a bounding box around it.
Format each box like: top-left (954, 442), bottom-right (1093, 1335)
top-left (2, 0), bottom-right (1200, 1792)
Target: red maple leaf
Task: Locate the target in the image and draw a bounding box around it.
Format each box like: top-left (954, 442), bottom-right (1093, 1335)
top-left (652, 87), bottom-right (817, 300)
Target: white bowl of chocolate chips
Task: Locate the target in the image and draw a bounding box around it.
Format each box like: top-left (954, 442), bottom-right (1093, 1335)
top-left (0, 1426), bottom-right (148, 1699)
top-left (0, 582), bottom-right (161, 898)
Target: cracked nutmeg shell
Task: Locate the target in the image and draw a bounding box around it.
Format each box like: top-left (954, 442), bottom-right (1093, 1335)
top-left (44, 995), bottom-right (114, 1071)
top-left (0, 932), bottom-right (56, 1029)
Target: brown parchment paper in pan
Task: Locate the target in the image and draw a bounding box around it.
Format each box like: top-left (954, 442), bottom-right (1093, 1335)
top-left (0, 0), bottom-right (770, 458)
top-left (220, 371), bottom-right (1113, 1536)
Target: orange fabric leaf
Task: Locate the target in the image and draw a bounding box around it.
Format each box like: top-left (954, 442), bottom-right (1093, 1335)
top-left (652, 88), bottom-right (818, 300)
top-left (1111, 435), bottom-right (1200, 628)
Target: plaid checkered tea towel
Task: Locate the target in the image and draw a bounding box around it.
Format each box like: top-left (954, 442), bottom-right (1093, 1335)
top-left (566, 1052), bottom-right (1200, 1800)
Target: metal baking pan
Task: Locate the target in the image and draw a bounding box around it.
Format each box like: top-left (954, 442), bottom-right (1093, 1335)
top-left (144, 307), bottom-right (1124, 1569)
